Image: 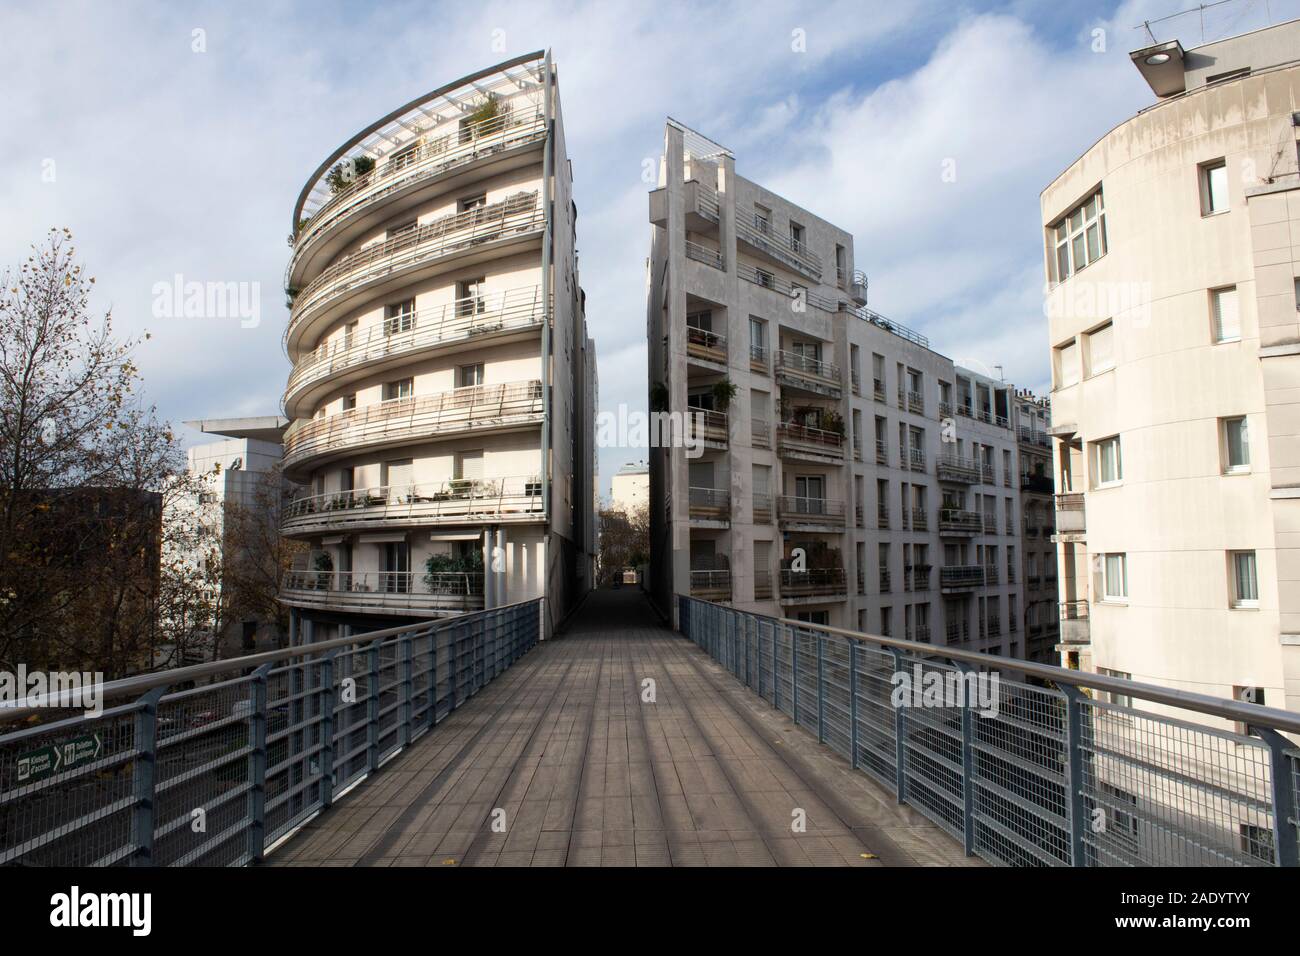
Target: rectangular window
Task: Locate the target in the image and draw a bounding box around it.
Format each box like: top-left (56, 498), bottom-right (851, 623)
top-left (1087, 322), bottom-right (1115, 375)
top-left (1223, 416), bottom-right (1250, 473)
top-left (789, 222), bottom-right (805, 252)
top-left (1103, 553), bottom-right (1128, 600)
top-left (1211, 286), bottom-right (1240, 343)
top-left (385, 298), bottom-right (415, 335)
top-left (1049, 187), bottom-right (1107, 282)
top-left (1093, 435), bottom-right (1123, 486)
top-left (1200, 160), bottom-right (1229, 215)
top-left (1230, 551), bottom-right (1258, 607)
top-left (457, 363), bottom-right (485, 388)
top-left (754, 205), bottom-right (771, 234)
top-left (1057, 340), bottom-right (1080, 387)
top-left (382, 378), bottom-right (413, 401)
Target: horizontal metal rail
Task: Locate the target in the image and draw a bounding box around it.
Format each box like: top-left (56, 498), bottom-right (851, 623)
top-left (0, 600), bottom-right (542, 866)
top-left (678, 595), bottom-right (1300, 867)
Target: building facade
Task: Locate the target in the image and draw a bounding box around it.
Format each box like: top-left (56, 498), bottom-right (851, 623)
top-left (1042, 20), bottom-right (1300, 712)
top-left (646, 120), bottom-right (1029, 655)
top-left (278, 51), bottom-right (596, 641)
top-left (610, 461), bottom-right (650, 513)
top-left (1012, 390), bottom-right (1059, 662)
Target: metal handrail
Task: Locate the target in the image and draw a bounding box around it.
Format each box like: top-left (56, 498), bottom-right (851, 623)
top-left (777, 495), bottom-right (846, 521)
top-left (684, 239), bottom-right (723, 270)
top-left (735, 217), bottom-right (823, 277)
top-left (776, 421), bottom-right (844, 448)
top-left (287, 286), bottom-right (545, 391)
top-left (774, 349), bottom-right (840, 381)
top-left (283, 379), bottom-right (543, 469)
top-left (282, 475), bottom-right (543, 531)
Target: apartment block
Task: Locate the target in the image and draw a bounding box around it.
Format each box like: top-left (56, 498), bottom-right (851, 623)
top-left (278, 51), bottom-right (596, 641)
top-left (1042, 20), bottom-right (1300, 712)
top-left (646, 119), bottom-right (1027, 655)
top-left (1013, 390), bottom-right (1059, 662)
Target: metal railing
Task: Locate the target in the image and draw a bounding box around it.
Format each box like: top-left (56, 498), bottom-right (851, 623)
top-left (937, 453), bottom-right (982, 483)
top-left (283, 379), bottom-right (543, 470)
top-left (283, 475), bottom-right (542, 534)
top-left (684, 239), bottom-right (724, 270)
top-left (939, 508), bottom-right (983, 534)
top-left (751, 417), bottom-right (770, 448)
top-left (735, 217), bottom-right (822, 278)
top-left (777, 495), bottom-right (846, 524)
top-left (941, 565), bottom-right (985, 588)
top-left (288, 192), bottom-right (543, 340)
top-left (688, 486), bottom-right (730, 516)
top-left (689, 569), bottom-right (731, 598)
top-left (778, 567), bottom-right (847, 596)
top-left (293, 108), bottom-right (547, 254)
top-left (678, 595), bottom-right (1300, 867)
top-left (286, 286), bottom-right (545, 400)
top-left (776, 421), bottom-right (844, 455)
top-left (0, 600), bottom-right (541, 866)
top-left (775, 349), bottom-right (840, 384)
top-left (282, 570), bottom-right (485, 614)
top-left (686, 325), bottom-right (726, 359)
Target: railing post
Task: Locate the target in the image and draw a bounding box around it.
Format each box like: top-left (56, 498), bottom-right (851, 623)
top-left (952, 660), bottom-right (977, 857)
top-left (130, 686), bottom-right (167, 866)
top-left (1058, 683), bottom-right (1089, 866)
top-left (1254, 728), bottom-right (1300, 868)
top-left (247, 663), bottom-right (272, 863)
top-left (366, 642), bottom-right (381, 772)
top-left (817, 635), bottom-right (826, 745)
top-left (400, 630), bottom-right (414, 746)
top-left (889, 649), bottom-right (907, 803)
top-left (772, 623), bottom-right (780, 710)
top-left (320, 651), bottom-right (336, 808)
top-left (849, 642), bottom-right (859, 770)
top-left (791, 625), bottom-right (800, 722)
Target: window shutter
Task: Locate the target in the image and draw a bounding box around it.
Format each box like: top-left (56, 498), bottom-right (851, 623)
top-left (1213, 288), bottom-right (1240, 341)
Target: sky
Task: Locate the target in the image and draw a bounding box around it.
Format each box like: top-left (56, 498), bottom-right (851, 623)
top-left (2, 0), bottom-right (1296, 497)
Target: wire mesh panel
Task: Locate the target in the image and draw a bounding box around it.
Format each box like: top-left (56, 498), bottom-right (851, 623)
top-left (0, 600), bottom-right (541, 867)
top-left (970, 679), bottom-right (1070, 866)
top-left (897, 656), bottom-right (967, 844)
top-left (1077, 699), bottom-right (1274, 866)
top-left (820, 637), bottom-right (853, 762)
top-left (853, 643), bottom-right (899, 788)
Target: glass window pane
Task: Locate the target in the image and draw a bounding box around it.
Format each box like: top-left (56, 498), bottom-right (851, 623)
top-left (1086, 223), bottom-right (1100, 262)
top-left (1234, 552), bottom-right (1257, 602)
top-left (1226, 418), bottom-right (1249, 468)
top-left (1208, 164), bottom-right (1229, 212)
top-left (1056, 244), bottom-right (1070, 281)
top-left (1213, 287), bottom-right (1240, 341)
top-left (1089, 323), bottom-right (1114, 373)
top-left (1072, 234), bottom-right (1085, 271)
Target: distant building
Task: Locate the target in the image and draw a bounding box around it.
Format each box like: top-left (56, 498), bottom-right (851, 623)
top-left (1012, 389), bottom-right (1057, 662)
top-left (610, 461), bottom-right (649, 513)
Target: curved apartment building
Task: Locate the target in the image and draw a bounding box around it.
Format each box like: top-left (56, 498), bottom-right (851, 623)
top-left (1043, 21), bottom-right (1300, 713)
top-left (279, 51), bottom-right (597, 642)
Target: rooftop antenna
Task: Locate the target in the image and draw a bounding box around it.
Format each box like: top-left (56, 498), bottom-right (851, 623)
top-left (1141, 19), bottom-right (1157, 43)
top-left (995, 365), bottom-right (1005, 382)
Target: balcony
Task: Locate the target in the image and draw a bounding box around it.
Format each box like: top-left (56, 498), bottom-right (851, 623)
top-left (856, 569), bottom-right (866, 594)
top-left (686, 325), bottom-right (727, 365)
top-left (684, 239), bottom-right (724, 271)
top-left (283, 286), bottom-right (545, 417)
top-left (984, 566), bottom-right (999, 586)
top-left (689, 486), bottom-right (730, 522)
top-left (735, 217), bottom-right (822, 280)
top-left (906, 563), bottom-right (932, 591)
top-left (850, 369), bottom-right (861, 396)
top-left (906, 447), bottom-right (926, 472)
top-left (776, 422), bottom-right (844, 462)
top-left (873, 378), bottom-right (886, 402)
top-left (938, 508), bottom-right (982, 536)
top-left (690, 569), bottom-right (731, 600)
top-left (982, 515), bottom-right (998, 534)
top-left (780, 567), bottom-right (847, 598)
top-left (751, 417), bottom-right (771, 449)
top-left (855, 504), bottom-right (864, 528)
top-left (907, 391), bottom-right (924, 415)
top-left (849, 269), bottom-right (868, 304)
top-left (1059, 600), bottom-right (1090, 644)
top-left (290, 109), bottom-right (548, 287)
top-left (287, 191), bottom-right (544, 354)
top-left (936, 453), bottom-right (981, 484)
top-left (938, 400), bottom-right (953, 419)
top-left (688, 408), bottom-right (729, 447)
top-left (877, 504), bottom-right (889, 529)
top-left (987, 615), bottom-right (1002, 636)
top-left (777, 496), bottom-right (846, 529)
top-left (878, 569), bottom-right (891, 592)
top-left (910, 507), bottom-right (928, 531)
top-left (282, 475), bottom-right (542, 536)
top-left (754, 569), bottom-right (772, 600)
top-left (912, 625), bottom-right (932, 644)
top-left (1055, 493), bottom-right (1086, 537)
top-left (875, 439), bottom-right (887, 465)
top-left (752, 492), bottom-right (774, 524)
top-left (774, 350), bottom-right (842, 399)
top-left (282, 570), bottom-right (484, 615)
top-left (940, 566), bottom-right (985, 590)
top-left (750, 344), bottom-right (768, 374)
top-left (283, 379), bottom-right (543, 474)
top-left (945, 621), bottom-right (969, 645)
top-left (852, 435), bottom-right (863, 461)
top-left (1021, 473), bottom-right (1054, 494)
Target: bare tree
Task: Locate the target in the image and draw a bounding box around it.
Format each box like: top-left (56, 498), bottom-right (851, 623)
top-left (224, 464), bottom-right (305, 651)
top-left (597, 503), bottom-right (649, 585)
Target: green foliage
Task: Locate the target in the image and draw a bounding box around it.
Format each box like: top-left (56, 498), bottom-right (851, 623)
top-left (325, 155), bottom-right (376, 195)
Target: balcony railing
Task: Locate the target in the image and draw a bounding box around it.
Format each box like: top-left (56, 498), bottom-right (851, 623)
top-left (283, 475), bottom-right (542, 534)
top-left (690, 569), bottom-right (731, 598)
top-left (282, 570), bottom-right (484, 613)
top-left (873, 378), bottom-right (886, 402)
top-left (940, 565), bottom-right (985, 588)
top-left (879, 569), bottom-right (891, 592)
top-left (751, 417), bottom-right (770, 448)
top-left (735, 217), bottom-right (822, 278)
top-left (684, 239), bottom-right (724, 270)
top-left (910, 506), bottom-right (928, 531)
top-left (777, 495), bottom-right (846, 525)
top-left (937, 453), bottom-right (981, 483)
top-left (938, 509), bottom-right (982, 534)
top-left (875, 438), bottom-right (887, 464)
top-left (906, 563), bottom-right (932, 590)
top-left (984, 566), bottom-right (1000, 586)
top-left (686, 325), bottom-right (727, 363)
top-left (983, 515), bottom-right (998, 534)
top-left (907, 391), bottom-right (924, 415)
top-left (1060, 600), bottom-right (1090, 644)
top-left (752, 492), bottom-right (774, 523)
top-left (687, 407), bottom-right (729, 445)
top-left (283, 379), bottom-right (543, 470)
top-left (754, 569), bottom-right (772, 599)
top-left (852, 435), bottom-right (863, 460)
top-left (907, 447), bottom-right (926, 471)
top-left (850, 369), bottom-right (861, 395)
top-left (945, 621), bottom-right (969, 644)
top-left (285, 286), bottom-right (545, 405)
top-left (679, 594), bottom-right (1300, 868)
top-left (689, 486), bottom-right (731, 519)
top-left (877, 504), bottom-right (889, 529)
top-left (750, 344), bottom-right (768, 371)
top-left (779, 567), bottom-right (847, 597)
top-left (774, 349), bottom-right (841, 393)
top-left (289, 192), bottom-right (543, 341)
top-left (776, 421), bottom-right (845, 458)
top-left (293, 108), bottom-right (547, 257)
top-left (737, 263), bottom-right (838, 312)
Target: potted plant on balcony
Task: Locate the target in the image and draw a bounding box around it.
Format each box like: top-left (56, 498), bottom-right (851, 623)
top-left (817, 409), bottom-right (845, 437)
top-left (711, 379), bottom-right (737, 412)
top-left (312, 551), bottom-right (333, 590)
top-left (424, 551), bottom-right (484, 593)
top-left (325, 155), bottom-right (375, 195)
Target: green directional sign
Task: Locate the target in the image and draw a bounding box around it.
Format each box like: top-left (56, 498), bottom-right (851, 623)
top-left (15, 733), bottom-right (102, 783)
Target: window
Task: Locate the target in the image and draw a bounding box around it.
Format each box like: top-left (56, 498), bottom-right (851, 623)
top-left (1087, 322), bottom-right (1114, 375)
top-left (1050, 188), bottom-right (1107, 282)
top-left (789, 221), bottom-right (805, 252)
top-left (388, 219), bottom-right (418, 240)
top-left (1222, 416), bottom-right (1250, 473)
top-left (1056, 340), bottom-right (1080, 387)
top-left (1103, 553), bottom-right (1128, 600)
top-left (755, 268), bottom-right (774, 289)
top-left (1211, 286), bottom-right (1240, 343)
top-left (1230, 551), bottom-right (1258, 607)
top-left (1099, 783), bottom-right (1139, 840)
top-left (456, 277), bottom-right (487, 317)
top-left (753, 204), bottom-right (771, 233)
top-left (385, 298), bottom-right (415, 334)
top-left (1093, 435), bottom-right (1123, 486)
top-left (382, 378), bottom-right (413, 401)
top-left (457, 363), bottom-right (484, 388)
top-left (342, 392), bottom-right (357, 411)
top-left (458, 193), bottom-right (487, 213)
top-left (1240, 825), bottom-right (1276, 865)
top-left (1097, 668), bottom-right (1132, 709)
top-left (1233, 686), bottom-right (1267, 736)
top-left (1199, 160), bottom-right (1229, 215)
